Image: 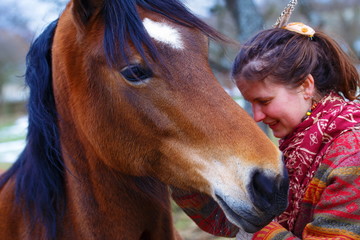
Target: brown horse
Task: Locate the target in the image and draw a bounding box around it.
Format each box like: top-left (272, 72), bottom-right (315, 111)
top-left (0, 0), bottom-right (288, 239)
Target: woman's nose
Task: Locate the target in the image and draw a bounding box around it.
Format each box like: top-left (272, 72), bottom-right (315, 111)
top-left (252, 105), bottom-right (266, 122)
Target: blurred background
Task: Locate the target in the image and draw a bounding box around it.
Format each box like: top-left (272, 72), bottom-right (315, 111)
top-left (0, 0), bottom-right (359, 239)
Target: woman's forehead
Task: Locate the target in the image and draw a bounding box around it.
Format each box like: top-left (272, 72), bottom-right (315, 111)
top-left (237, 76), bottom-right (274, 91)
top-left (237, 77), bottom-right (295, 101)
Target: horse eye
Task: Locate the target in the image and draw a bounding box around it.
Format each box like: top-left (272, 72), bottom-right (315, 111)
top-left (120, 65), bottom-right (153, 84)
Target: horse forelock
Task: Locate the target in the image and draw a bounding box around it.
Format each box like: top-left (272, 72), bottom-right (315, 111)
top-left (0, 19), bottom-right (65, 240)
top-left (102, 0), bottom-right (224, 67)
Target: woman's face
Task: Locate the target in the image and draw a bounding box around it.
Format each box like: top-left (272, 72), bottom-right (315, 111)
top-left (237, 77), bottom-right (312, 138)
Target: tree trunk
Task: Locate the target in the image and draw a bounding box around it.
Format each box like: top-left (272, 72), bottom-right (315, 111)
top-left (224, 0), bottom-right (269, 135)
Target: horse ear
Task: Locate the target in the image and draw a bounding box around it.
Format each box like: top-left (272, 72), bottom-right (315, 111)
top-left (72, 0), bottom-right (103, 28)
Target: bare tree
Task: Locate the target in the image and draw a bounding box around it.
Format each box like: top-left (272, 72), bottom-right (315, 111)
top-left (301, 0), bottom-right (360, 58)
top-left (222, 0), bottom-right (269, 135)
top-left (225, 0), bottom-right (263, 42)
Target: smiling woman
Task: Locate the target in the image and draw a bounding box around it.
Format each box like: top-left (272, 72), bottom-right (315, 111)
top-left (228, 0), bottom-right (360, 236)
top-left (237, 77), bottom-right (311, 138)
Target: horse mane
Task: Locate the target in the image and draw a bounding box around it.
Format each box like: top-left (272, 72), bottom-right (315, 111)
top-left (103, 0), bottom-right (226, 66)
top-left (0, 1), bottom-right (225, 239)
top-left (0, 20), bottom-right (62, 240)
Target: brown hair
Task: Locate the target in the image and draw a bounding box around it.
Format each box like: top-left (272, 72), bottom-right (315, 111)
top-left (232, 28), bottom-right (360, 100)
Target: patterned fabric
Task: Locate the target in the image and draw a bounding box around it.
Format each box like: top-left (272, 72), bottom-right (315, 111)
top-left (253, 129), bottom-right (360, 239)
top-left (277, 92), bottom-right (360, 230)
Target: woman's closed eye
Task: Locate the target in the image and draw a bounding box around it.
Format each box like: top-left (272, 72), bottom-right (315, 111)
top-left (257, 98), bottom-right (272, 105)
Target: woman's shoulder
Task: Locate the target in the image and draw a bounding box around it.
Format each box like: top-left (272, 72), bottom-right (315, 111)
top-left (323, 127), bottom-right (360, 167)
top-left (312, 128), bottom-right (360, 187)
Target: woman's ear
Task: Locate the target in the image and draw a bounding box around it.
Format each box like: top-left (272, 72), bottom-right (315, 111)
top-left (301, 74), bottom-right (315, 99)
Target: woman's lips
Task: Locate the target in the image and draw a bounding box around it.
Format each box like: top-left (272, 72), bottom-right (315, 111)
top-left (265, 120), bottom-right (279, 129)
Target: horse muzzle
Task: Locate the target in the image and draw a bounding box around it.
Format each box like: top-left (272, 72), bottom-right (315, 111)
top-left (215, 168), bottom-right (289, 233)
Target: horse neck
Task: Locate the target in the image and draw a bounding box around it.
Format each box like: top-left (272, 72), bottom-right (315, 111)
top-left (59, 128), bottom-right (177, 239)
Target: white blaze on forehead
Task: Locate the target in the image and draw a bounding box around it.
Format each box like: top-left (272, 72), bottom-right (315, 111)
top-left (142, 18), bottom-right (184, 50)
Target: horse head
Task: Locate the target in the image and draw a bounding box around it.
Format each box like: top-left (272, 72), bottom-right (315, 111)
top-left (52, 0), bottom-right (288, 233)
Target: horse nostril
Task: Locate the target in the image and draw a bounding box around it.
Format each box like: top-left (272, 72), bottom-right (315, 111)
top-left (249, 171), bottom-right (275, 210)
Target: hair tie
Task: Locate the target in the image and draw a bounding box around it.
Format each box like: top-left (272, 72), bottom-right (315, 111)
top-left (283, 22), bottom-right (315, 38)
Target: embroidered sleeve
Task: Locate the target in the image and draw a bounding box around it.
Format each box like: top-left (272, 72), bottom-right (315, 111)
top-left (252, 222), bottom-right (297, 239)
top-left (171, 187), bottom-right (239, 237)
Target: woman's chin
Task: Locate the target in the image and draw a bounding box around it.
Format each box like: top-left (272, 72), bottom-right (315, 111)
top-left (272, 129), bottom-right (286, 138)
